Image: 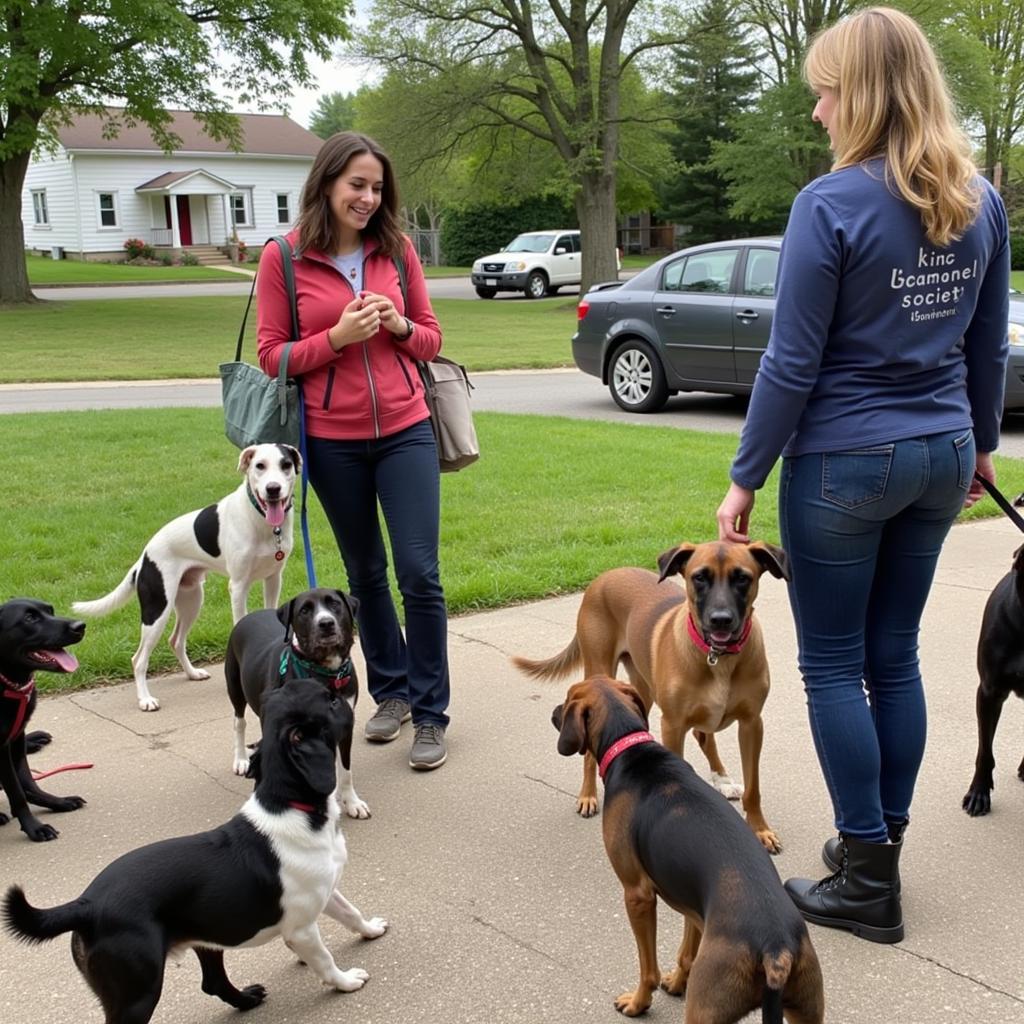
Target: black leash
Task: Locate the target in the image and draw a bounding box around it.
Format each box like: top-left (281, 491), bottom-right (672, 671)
top-left (973, 472), bottom-right (1024, 533)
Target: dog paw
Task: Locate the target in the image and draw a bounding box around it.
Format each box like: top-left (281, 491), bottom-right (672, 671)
top-left (139, 697), bottom-right (161, 712)
top-left (756, 828), bottom-right (782, 855)
top-left (614, 990), bottom-right (651, 1017)
top-left (962, 789), bottom-right (992, 816)
top-left (24, 821), bottom-right (59, 842)
top-left (660, 967), bottom-right (687, 997)
top-left (576, 796), bottom-right (600, 818)
top-left (233, 758), bottom-right (251, 777)
top-left (187, 668), bottom-right (211, 681)
top-left (237, 984), bottom-right (267, 1009)
top-left (358, 917), bottom-right (388, 940)
top-left (329, 967), bottom-right (369, 992)
top-left (52, 796), bottom-right (86, 813)
top-left (25, 730), bottom-right (53, 754)
top-left (342, 795), bottom-right (371, 820)
top-left (710, 772), bottom-right (744, 800)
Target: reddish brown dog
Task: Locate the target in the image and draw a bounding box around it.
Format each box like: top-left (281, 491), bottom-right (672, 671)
top-left (514, 540), bottom-right (788, 852)
top-left (552, 676), bottom-right (824, 1023)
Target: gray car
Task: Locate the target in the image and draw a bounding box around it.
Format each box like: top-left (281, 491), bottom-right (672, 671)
top-left (573, 238), bottom-right (1024, 414)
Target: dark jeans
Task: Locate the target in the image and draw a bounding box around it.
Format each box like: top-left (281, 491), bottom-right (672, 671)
top-left (307, 418), bottom-right (449, 727)
top-left (778, 429), bottom-right (974, 842)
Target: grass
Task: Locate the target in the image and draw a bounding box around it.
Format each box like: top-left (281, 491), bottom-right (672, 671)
top-left (26, 254), bottom-right (246, 285)
top-left (5, 405), bottom-right (1024, 694)
top-left (0, 296), bottom-right (578, 382)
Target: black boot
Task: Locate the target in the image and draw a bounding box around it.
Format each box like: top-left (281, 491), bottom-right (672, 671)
top-left (822, 819), bottom-right (907, 876)
top-left (786, 834), bottom-right (904, 944)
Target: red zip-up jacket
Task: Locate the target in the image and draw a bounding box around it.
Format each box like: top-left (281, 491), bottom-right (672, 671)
top-left (256, 230), bottom-right (443, 440)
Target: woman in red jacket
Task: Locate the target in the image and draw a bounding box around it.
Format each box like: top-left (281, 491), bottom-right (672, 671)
top-left (257, 132), bottom-right (450, 771)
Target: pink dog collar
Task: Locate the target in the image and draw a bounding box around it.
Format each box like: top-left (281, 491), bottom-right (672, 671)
top-left (686, 615), bottom-right (752, 666)
top-left (598, 730), bottom-right (656, 780)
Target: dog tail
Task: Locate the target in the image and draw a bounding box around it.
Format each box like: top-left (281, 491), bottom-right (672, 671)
top-left (760, 950), bottom-right (793, 1024)
top-left (3, 886), bottom-right (88, 944)
top-left (71, 563), bottom-right (138, 618)
top-left (510, 636), bottom-right (582, 682)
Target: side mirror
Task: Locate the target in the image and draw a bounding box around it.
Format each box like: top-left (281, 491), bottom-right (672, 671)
top-left (554, 247), bottom-right (567, 255)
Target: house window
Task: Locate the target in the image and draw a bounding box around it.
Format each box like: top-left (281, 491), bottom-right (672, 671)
top-left (276, 193), bottom-right (291, 225)
top-left (96, 192), bottom-right (118, 228)
top-left (230, 190), bottom-right (253, 228)
top-left (31, 190), bottom-right (49, 226)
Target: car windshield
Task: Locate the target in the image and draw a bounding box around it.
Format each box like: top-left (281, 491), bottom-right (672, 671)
top-left (505, 234), bottom-right (555, 253)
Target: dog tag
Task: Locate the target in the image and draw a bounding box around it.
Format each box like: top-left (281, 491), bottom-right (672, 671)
top-left (275, 551), bottom-right (285, 561)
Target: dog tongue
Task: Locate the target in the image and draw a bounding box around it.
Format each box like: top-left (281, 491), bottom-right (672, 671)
top-left (709, 631), bottom-right (733, 646)
top-left (39, 649), bottom-right (79, 672)
top-left (266, 501), bottom-right (285, 528)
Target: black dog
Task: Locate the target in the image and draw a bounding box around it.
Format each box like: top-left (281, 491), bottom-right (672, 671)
top-left (0, 599), bottom-right (87, 841)
top-left (226, 588), bottom-right (367, 817)
top-left (963, 546), bottom-right (1024, 815)
top-left (3, 681), bottom-right (387, 1024)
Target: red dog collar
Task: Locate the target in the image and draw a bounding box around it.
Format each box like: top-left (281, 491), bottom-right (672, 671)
top-left (0, 674), bottom-right (36, 744)
top-left (598, 730), bottom-right (656, 780)
top-left (686, 615), bottom-right (752, 666)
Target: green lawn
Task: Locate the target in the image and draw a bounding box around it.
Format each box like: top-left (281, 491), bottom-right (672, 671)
top-left (0, 296), bottom-right (578, 382)
top-left (5, 406), bottom-right (1022, 693)
top-left (1014, 269), bottom-right (1024, 291)
top-left (27, 253), bottom-right (247, 285)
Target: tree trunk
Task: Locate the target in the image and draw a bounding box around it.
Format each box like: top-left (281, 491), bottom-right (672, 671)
top-left (576, 170), bottom-right (619, 295)
top-left (0, 151), bottom-right (36, 304)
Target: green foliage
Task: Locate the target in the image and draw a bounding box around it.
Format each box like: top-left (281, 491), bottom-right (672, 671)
top-left (659, 0), bottom-right (761, 243)
top-left (307, 91), bottom-right (359, 138)
top-left (1011, 235), bottom-right (1024, 271)
top-left (440, 196), bottom-right (577, 266)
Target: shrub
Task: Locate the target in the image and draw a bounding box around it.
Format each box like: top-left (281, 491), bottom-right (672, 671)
top-left (440, 194), bottom-right (577, 266)
top-left (181, 250), bottom-right (199, 266)
top-left (159, 252), bottom-right (174, 266)
top-left (123, 237), bottom-right (154, 260)
top-left (236, 241), bottom-right (249, 263)
top-left (1011, 234), bottom-right (1024, 271)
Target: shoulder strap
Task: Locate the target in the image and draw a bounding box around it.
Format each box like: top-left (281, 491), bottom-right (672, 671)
top-left (393, 251), bottom-right (407, 306)
top-left (234, 236), bottom-right (299, 361)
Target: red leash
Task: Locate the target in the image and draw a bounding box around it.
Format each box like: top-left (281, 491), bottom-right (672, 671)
top-left (31, 763), bottom-right (94, 780)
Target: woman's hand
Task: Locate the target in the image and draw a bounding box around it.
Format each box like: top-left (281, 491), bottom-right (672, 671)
top-left (328, 296), bottom-right (382, 351)
top-left (717, 483), bottom-right (756, 543)
top-left (358, 290), bottom-right (407, 337)
top-left (964, 451), bottom-right (995, 509)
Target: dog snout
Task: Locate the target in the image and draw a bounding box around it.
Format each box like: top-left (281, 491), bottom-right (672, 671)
top-left (708, 609), bottom-right (736, 632)
top-left (70, 620), bottom-right (86, 639)
top-left (265, 481), bottom-right (282, 500)
top-left (316, 615), bottom-right (340, 635)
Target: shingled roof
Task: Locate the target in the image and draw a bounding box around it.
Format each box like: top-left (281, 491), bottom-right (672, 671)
top-left (56, 109), bottom-right (322, 158)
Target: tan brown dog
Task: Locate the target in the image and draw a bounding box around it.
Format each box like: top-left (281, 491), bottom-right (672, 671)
top-left (551, 676), bottom-right (823, 1024)
top-left (514, 540), bottom-right (788, 852)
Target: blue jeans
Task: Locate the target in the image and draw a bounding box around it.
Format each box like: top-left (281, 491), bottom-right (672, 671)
top-left (307, 419), bottom-right (450, 727)
top-left (778, 429), bottom-right (974, 843)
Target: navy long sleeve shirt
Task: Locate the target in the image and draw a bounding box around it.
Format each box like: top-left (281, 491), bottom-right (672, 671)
top-left (731, 161), bottom-right (1009, 491)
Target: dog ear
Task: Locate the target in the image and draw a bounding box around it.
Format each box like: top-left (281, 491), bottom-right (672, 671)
top-left (657, 544), bottom-right (696, 583)
top-left (237, 445), bottom-right (257, 473)
top-left (288, 725), bottom-right (340, 796)
top-left (276, 596), bottom-right (296, 629)
top-left (747, 541), bottom-right (790, 581)
top-left (282, 444), bottom-right (301, 473)
top-left (335, 590), bottom-right (360, 622)
top-left (555, 699), bottom-right (588, 757)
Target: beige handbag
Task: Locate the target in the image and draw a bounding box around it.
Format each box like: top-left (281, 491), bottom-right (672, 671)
top-left (416, 356), bottom-right (479, 472)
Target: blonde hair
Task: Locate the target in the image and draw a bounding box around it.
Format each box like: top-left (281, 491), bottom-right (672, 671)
top-left (804, 7), bottom-right (979, 246)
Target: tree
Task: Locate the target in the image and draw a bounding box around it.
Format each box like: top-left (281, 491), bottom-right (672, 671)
top-left (353, 0), bottom-right (689, 293)
top-left (308, 91), bottom-right (359, 138)
top-left (1, 0), bottom-right (352, 304)
top-left (659, 0), bottom-right (761, 243)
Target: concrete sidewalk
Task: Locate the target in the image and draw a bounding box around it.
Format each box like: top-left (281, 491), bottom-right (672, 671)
top-left (1, 518), bottom-right (1023, 1024)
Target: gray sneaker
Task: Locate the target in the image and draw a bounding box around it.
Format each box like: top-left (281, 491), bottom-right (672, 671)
top-left (364, 699), bottom-right (411, 743)
top-left (409, 724), bottom-right (447, 771)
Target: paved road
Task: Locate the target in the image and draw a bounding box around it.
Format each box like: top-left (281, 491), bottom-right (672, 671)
top-left (7, 370), bottom-right (1024, 457)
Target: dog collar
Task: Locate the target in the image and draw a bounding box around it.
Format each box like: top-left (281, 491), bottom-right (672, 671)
top-left (280, 649), bottom-right (353, 692)
top-left (0, 673), bottom-right (35, 744)
top-left (246, 483), bottom-right (293, 562)
top-left (686, 615), bottom-right (752, 667)
top-left (598, 730), bottom-right (656, 780)
top-left (288, 801), bottom-right (320, 814)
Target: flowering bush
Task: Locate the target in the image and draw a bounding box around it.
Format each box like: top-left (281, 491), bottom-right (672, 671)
top-left (123, 238), bottom-right (154, 260)
top-left (236, 240), bottom-right (249, 263)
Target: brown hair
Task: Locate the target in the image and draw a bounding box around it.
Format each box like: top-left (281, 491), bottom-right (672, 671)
top-left (804, 7), bottom-right (979, 246)
top-left (296, 132), bottom-right (405, 258)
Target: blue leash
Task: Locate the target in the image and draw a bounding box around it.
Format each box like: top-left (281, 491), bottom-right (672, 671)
top-left (297, 389), bottom-right (317, 588)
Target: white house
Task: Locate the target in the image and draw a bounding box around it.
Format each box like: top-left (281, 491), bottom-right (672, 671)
top-left (21, 108), bottom-right (322, 261)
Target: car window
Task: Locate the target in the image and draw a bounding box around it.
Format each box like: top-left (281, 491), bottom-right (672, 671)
top-left (506, 234), bottom-right (554, 253)
top-left (661, 249), bottom-right (739, 294)
top-left (742, 249), bottom-right (779, 297)
top-left (571, 234), bottom-right (581, 253)
top-left (555, 234), bottom-right (575, 254)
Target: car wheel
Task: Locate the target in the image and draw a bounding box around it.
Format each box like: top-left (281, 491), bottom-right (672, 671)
top-left (525, 271), bottom-right (548, 299)
top-left (609, 340), bottom-right (669, 413)
top-left (475, 286), bottom-right (497, 299)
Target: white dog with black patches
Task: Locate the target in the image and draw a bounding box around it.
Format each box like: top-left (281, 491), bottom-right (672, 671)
top-left (73, 443), bottom-right (298, 712)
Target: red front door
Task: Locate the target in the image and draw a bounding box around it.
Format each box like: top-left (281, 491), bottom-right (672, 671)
top-left (176, 196), bottom-right (193, 246)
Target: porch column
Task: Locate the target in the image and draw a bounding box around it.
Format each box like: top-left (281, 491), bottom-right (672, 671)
top-left (221, 194), bottom-right (232, 243)
top-left (169, 194), bottom-right (181, 249)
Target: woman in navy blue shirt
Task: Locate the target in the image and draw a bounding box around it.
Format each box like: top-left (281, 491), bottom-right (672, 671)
top-left (717, 7), bottom-right (1009, 944)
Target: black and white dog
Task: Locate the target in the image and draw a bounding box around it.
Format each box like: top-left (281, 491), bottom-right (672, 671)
top-left (2, 681), bottom-right (387, 1023)
top-left (73, 443), bottom-right (299, 712)
top-left (226, 588), bottom-right (368, 819)
top-left (0, 599), bottom-right (87, 842)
